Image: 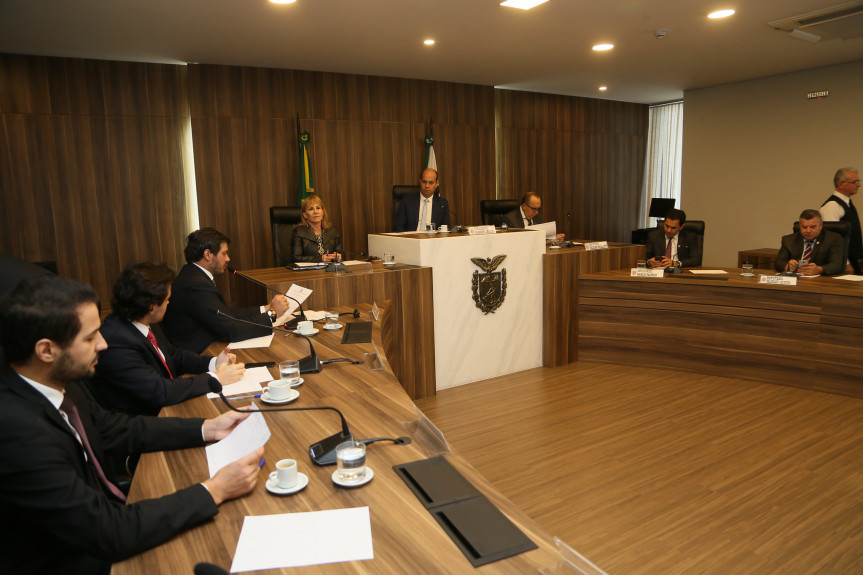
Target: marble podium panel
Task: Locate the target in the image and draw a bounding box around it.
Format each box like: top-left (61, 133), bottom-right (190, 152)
top-left (369, 230), bottom-right (545, 390)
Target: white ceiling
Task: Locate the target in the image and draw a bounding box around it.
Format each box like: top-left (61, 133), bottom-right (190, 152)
top-left (1, 0), bottom-right (862, 104)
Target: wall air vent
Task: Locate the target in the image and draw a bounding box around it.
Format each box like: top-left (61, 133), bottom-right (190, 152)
top-left (767, 0), bottom-right (863, 42)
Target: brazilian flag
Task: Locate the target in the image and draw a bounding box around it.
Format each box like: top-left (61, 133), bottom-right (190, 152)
top-left (298, 131), bottom-right (314, 204)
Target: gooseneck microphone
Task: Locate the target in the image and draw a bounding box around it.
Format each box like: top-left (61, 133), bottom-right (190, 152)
top-left (216, 310), bottom-right (322, 373)
top-left (207, 378), bottom-right (352, 466)
top-left (227, 266), bottom-right (307, 327)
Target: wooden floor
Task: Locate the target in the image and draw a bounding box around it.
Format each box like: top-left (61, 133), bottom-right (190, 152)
top-left (415, 361), bottom-right (863, 574)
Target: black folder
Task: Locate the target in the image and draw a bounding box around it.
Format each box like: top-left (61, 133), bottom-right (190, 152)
top-left (393, 456), bottom-right (537, 567)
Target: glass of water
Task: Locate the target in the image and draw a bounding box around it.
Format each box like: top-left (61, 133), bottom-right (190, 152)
top-left (278, 360), bottom-right (300, 387)
top-left (336, 440), bottom-right (366, 482)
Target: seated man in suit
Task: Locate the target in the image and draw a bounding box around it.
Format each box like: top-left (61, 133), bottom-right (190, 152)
top-left (775, 209), bottom-right (844, 275)
top-left (393, 168), bottom-right (451, 232)
top-left (163, 228), bottom-right (289, 353)
top-left (503, 192), bottom-right (543, 228)
top-left (646, 208), bottom-right (702, 269)
top-left (93, 262), bottom-right (246, 417)
top-left (0, 275), bottom-right (263, 575)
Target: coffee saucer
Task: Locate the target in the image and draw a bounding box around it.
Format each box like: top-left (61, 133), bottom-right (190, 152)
top-left (260, 389), bottom-right (300, 405)
top-left (323, 323), bottom-right (343, 331)
top-left (266, 472), bottom-right (309, 495)
top-left (332, 467), bottom-right (374, 488)
top-left (293, 328), bottom-right (319, 336)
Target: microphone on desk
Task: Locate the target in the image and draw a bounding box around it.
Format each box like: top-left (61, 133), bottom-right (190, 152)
top-left (208, 378), bottom-right (353, 465)
top-left (227, 266), bottom-right (307, 328)
top-left (216, 309), bottom-right (322, 373)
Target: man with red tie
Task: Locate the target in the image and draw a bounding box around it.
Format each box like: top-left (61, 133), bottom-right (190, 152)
top-left (776, 209), bottom-right (844, 276)
top-left (0, 275), bottom-right (263, 575)
top-left (646, 208), bottom-right (702, 269)
top-left (93, 262), bottom-right (245, 417)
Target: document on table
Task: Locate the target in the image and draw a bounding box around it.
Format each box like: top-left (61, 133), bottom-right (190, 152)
top-left (272, 284), bottom-right (314, 326)
top-left (205, 407), bottom-right (270, 477)
top-left (230, 333), bottom-right (274, 349)
top-left (688, 269), bottom-right (728, 274)
top-left (230, 507), bottom-right (373, 572)
top-left (206, 366), bottom-right (273, 399)
top-left (835, 274), bottom-right (863, 281)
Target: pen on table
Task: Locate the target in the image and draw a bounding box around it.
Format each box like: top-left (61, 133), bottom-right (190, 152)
top-left (226, 393), bottom-right (263, 400)
top-left (259, 459), bottom-right (266, 470)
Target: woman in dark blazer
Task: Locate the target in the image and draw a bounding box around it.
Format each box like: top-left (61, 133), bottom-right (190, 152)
top-left (285, 194), bottom-right (343, 263)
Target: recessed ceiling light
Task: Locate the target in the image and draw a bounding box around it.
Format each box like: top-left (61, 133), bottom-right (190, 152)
top-left (598, 86), bottom-right (608, 91)
top-left (424, 39), bottom-right (435, 46)
top-left (592, 43), bottom-right (614, 51)
top-left (708, 9), bottom-right (735, 19)
top-left (269, 0), bottom-right (296, 4)
top-left (500, 0), bottom-right (550, 9)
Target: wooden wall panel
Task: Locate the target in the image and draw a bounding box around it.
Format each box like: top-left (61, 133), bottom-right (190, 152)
top-left (495, 90), bottom-right (648, 243)
top-left (0, 54), bottom-right (192, 305)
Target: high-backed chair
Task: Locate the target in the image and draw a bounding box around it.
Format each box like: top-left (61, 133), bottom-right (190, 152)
top-left (792, 220), bottom-right (851, 268)
top-left (392, 185), bottom-right (421, 225)
top-left (270, 206), bottom-right (304, 266)
top-left (480, 199), bottom-right (522, 227)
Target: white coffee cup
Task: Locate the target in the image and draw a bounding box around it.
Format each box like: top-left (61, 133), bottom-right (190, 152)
top-left (269, 458), bottom-right (298, 489)
top-left (297, 320), bottom-right (314, 334)
top-left (267, 379), bottom-right (292, 401)
top-left (440, 224), bottom-right (449, 233)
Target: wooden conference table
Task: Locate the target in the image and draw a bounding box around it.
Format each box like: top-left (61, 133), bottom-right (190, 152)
top-left (112, 303), bottom-right (559, 574)
top-left (578, 267), bottom-right (863, 398)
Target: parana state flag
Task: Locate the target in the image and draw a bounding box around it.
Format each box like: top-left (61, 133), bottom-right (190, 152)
top-left (424, 134), bottom-right (437, 171)
top-left (298, 131), bottom-right (314, 204)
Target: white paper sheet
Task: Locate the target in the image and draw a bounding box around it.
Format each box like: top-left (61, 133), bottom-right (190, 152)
top-left (230, 334), bottom-right (274, 349)
top-left (688, 269), bottom-right (728, 274)
top-left (205, 407), bottom-right (271, 477)
top-left (835, 274), bottom-right (863, 281)
top-left (206, 366), bottom-right (272, 399)
top-left (230, 507), bottom-right (374, 572)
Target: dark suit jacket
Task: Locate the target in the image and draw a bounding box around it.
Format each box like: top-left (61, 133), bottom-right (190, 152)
top-left (645, 228), bottom-right (702, 268)
top-left (775, 229), bottom-right (844, 275)
top-left (285, 225), bottom-right (343, 263)
top-left (393, 193), bottom-right (451, 232)
top-left (0, 367), bottom-right (217, 575)
top-left (162, 263), bottom-right (272, 353)
top-left (502, 207), bottom-right (543, 229)
top-left (92, 315), bottom-right (214, 416)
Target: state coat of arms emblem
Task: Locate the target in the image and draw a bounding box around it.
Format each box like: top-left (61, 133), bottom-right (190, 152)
top-left (471, 255), bottom-right (507, 314)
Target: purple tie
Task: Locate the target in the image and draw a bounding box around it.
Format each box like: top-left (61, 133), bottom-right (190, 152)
top-left (801, 240), bottom-right (813, 263)
top-left (60, 395), bottom-right (127, 502)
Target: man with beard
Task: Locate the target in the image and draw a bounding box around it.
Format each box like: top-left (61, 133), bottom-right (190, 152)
top-left (0, 275), bottom-right (264, 575)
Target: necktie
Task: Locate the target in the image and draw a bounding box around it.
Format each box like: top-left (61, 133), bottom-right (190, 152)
top-left (527, 219), bottom-right (533, 226)
top-left (801, 240), bottom-right (813, 263)
top-left (60, 395), bottom-right (127, 502)
top-left (146, 329), bottom-right (173, 377)
top-left (664, 237), bottom-right (673, 258)
top-left (419, 198), bottom-right (429, 231)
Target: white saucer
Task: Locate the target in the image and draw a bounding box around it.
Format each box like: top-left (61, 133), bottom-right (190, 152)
top-left (266, 472), bottom-right (309, 495)
top-left (323, 323), bottom-right (343, 331)
top-left (260, 389), bottom-right (300, 404)
top-left (382, 262), bottom-right (396, 266)
top-left (293, 328), bottom-right (319, 336)
top-left (290, 377), bottom-right (304, 388)
top-left (332, 467), bottom-right (374, 487)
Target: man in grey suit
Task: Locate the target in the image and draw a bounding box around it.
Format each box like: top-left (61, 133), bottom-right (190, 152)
top-left (775, 209), bottom-right (844, 275)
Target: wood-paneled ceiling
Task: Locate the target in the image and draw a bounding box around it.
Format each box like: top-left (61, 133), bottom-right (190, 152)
top-left (1, 0), bottom-right (861, 104)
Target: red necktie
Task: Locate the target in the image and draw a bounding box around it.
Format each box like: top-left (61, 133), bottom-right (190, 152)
top-left (664, 237), bottom-right (673, 258)
top-left (146, 329), bottom-right (173, 378)
top-left (60, 395), bottom-right (127, 502)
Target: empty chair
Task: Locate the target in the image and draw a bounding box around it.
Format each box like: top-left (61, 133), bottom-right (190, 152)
top-left (480, 199), bottom-right (521, 227)
top-left (270, 206), bottom-right (304, 266)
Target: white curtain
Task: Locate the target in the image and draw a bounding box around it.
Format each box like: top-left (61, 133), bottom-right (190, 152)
top-left (639, 101), bottom-right (684, 228)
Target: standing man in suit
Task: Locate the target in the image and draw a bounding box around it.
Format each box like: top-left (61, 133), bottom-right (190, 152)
top-left (163, 228), bottom-right (289, 353)
top-left (646, 208), bottom-right (702, 269)
top-left (504, 192), bottom-right (543, 228)
top-left (93, 262), bottom-right (246, 417)
top-left (775, 209), bottom-right (844, 275)
top-left (820, 167), bottom-right (861, 274)
top-left (0, 275), bottom-right (263, 575)
top-left (393, 168), bottom-right (451, 232)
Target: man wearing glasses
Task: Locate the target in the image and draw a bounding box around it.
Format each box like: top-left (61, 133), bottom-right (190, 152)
top-left (820, 167), bottom-right (861, 274)
top-left (506, 192), bottom-right (543, 228)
